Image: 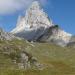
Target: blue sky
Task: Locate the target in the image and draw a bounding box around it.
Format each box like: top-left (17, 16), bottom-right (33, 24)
top-left (0, 0), bottom-right (75, 35)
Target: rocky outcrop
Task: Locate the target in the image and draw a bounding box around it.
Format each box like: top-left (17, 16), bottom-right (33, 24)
top-left (9, 51), bottom-right (44, 70)
top-left (0, 39), bottom-right (44, 70)
top-left (36, 25), bottom-right (72, 46)
top-left (0, 28), bottom-right (20, 41)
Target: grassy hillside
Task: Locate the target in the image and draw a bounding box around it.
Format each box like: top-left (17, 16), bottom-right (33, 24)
top-left (0, 39), bottom-right (75, 75)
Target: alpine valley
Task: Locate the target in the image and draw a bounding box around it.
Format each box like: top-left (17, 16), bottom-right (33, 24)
top-left (0, 1), bottom-right (75, 75)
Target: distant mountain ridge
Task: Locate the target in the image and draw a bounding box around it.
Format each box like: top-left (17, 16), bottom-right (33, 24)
top-left (11, 1), bottom-right (74, 47)
top-left (0, 28), bottom-right (21, 41)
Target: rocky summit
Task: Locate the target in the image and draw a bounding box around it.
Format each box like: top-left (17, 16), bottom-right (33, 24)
top-left (11, 1), bottom-right (73, 47)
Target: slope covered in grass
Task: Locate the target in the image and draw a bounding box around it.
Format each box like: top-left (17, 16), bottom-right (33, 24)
top-left (0, 39), bottom-right (75, 75)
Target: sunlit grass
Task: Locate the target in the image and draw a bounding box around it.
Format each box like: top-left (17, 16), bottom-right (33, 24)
top-left (0, 40), bottom-right (75, 75)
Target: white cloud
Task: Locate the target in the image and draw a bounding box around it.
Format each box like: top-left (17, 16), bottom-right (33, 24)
top-left (0, 0), bottom-right (48, 15)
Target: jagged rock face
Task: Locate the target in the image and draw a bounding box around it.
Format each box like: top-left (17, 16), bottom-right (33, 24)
top-left (0, 28), bottom-right (19, 40)
top-left (67, 36), bottom-right (75, 48)
top-left (10, 51), bottom-right (43, 70)
top-left (11, 1), bottom-right (72, 46)
top-left (36, 25), bottom-right (72, 46)
top-left (25, 1), bottom-right (52, 28)
top-left (11, 1), bottom-right (53, 34)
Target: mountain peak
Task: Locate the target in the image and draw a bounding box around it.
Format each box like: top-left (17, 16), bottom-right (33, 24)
top-left (11, 1), bottom-right (72, 47)
top-left (11, 1), bottom-right (53, 33)
top-left (30, 1), bottom-right (40, 9)
top-left (25, 0), bottom-right (52, 29)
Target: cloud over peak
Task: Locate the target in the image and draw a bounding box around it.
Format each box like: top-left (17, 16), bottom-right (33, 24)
top-left (0, 0), bottom-right (48, 15)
